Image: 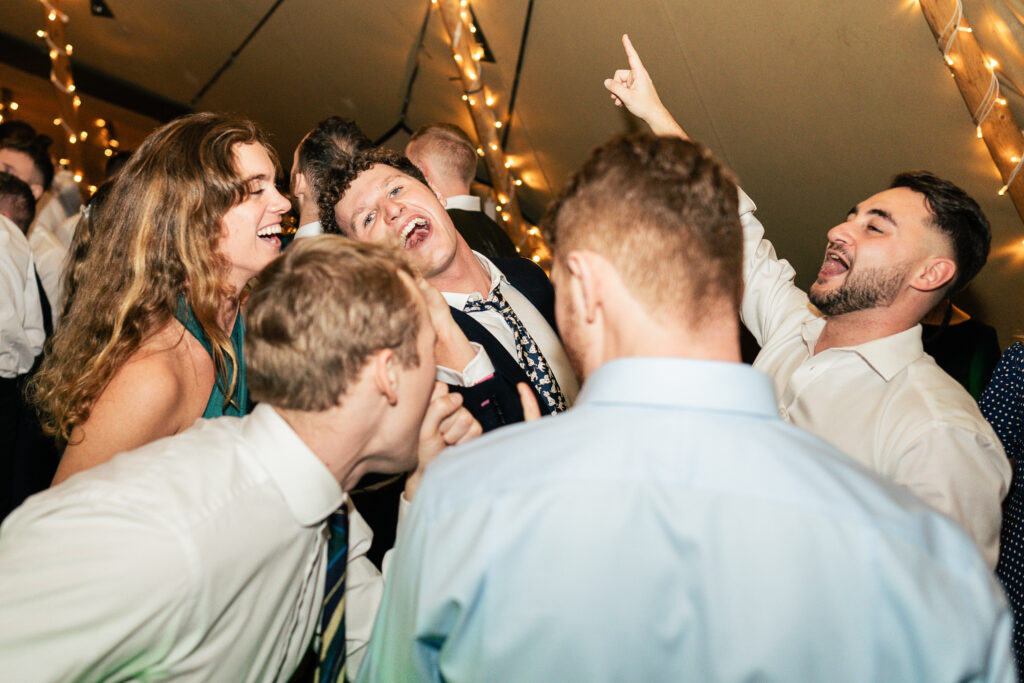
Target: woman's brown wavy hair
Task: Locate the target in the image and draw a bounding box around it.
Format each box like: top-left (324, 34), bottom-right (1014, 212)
top-left (31, 112), bottom-right (278, 442)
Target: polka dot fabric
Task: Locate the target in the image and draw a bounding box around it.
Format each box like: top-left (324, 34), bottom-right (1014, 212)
top-left (980, 341), bottom-right (1024, 673)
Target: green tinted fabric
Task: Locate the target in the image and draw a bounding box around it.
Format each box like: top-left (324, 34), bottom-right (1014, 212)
top-left (174, 296), bottom-right (248, 417)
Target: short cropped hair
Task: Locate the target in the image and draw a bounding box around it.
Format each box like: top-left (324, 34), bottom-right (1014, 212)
top-left (0, 171), bottom-right (37, 233)
top-left (245, 236), bottom-right (424, 411)
top-left (296, 116), bottom-right (373, 202)
top-left (890, 171), bottom-right (990, 294)
top-left (0, 132), bottom-right (55, 191)
top-left (541, 133), bottom-right (742, 321)
top-left (317, 148), bottom-right (428, 235)
top-left (407, 123), bottom-right (478, 186)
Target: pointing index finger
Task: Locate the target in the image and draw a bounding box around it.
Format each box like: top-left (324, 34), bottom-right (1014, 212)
top-left (622, 33), bottom-right (645, 73)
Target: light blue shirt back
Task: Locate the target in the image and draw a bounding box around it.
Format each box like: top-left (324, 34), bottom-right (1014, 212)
top-left (360, 358), bottom-right (1013, 682)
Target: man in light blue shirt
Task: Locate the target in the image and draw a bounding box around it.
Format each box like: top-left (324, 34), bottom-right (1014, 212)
top-left (358, 134), bottom-right (1013, 682)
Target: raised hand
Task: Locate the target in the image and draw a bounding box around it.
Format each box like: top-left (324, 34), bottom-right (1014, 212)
top-left (405, 382), bottom-right (482, 499)
top-left (417, 277), bottom-right (477, 371)
top-left (603, 34), bottom-right (688, 139)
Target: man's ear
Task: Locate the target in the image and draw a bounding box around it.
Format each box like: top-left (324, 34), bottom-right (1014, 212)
top-left (373, 348), bottom-right (400, 406)
top-left (29, 184), bottom-right (43, 201)
top-left (292, 170), bottom-right (309, 198)
top-left (910, 256), bottom-right (957, 293)
top-left (564, 251), bottom-right (601, 323)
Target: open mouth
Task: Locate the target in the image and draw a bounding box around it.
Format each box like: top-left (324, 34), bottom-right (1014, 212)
top-left (817, 247), bottom-right (850, 280)
top-left (257, 224), bottom-right (282, 248)
top-left (400, 217), bottom-right (430, 249)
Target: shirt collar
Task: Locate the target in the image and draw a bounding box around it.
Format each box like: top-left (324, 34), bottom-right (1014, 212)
top-left (801, 320), bottom-right (924, 381)
top-left (576, 357), bottom-right (779, 420)
top-left (242, 403), bottom-right (344, 526)
top-left (441, 251), bottom-right (507, 308)
top-left (445, 194), bottom-right (481, 211)
top-left (293, 220), bottom-right (323, 239)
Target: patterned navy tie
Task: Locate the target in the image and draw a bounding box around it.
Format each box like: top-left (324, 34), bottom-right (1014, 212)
top-left (316, 508), bottom-right (348, 683)
top-left (464, 287), bottom-right (567, 413)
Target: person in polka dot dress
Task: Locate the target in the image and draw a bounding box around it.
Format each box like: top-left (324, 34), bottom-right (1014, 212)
top-left (981, 341), bottom-right (1024, 673)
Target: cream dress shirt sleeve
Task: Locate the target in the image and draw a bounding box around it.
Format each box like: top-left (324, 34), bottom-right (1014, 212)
top-left (737, 189), bottom-right (819, 348)
top-left (891, 425), bottom-right (1009, 569)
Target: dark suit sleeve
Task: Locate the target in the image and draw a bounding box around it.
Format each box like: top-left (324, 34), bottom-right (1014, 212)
top-left (449, 372), bottom-right (528, 433)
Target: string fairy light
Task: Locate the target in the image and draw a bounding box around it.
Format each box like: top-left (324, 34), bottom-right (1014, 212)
top-left (999, 151), bottom-right (1024, 195)
top-left (433, 0), bottom-right (548, 264)
top-left (919, 0), bottom-right (1024, 206)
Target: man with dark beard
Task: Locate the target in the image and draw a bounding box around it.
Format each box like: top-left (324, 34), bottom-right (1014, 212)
top-left (605, 34), bottom-right (1008, 568)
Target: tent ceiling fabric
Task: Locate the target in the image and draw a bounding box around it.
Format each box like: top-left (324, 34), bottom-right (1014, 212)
top-left (3, 0), bottom-right (1024, 342)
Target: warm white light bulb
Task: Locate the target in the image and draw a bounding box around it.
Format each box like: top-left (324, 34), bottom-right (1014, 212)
top-left (73, 172), bottom-right (82, 183)
top-left (68, 135), bottom-right (76, 144)
top-left (494, 121), bottom-right (502, 128)
top-left (514, 178), bottom-right (523, 186)
top-left (9, 102), bottom-right (17, 111)
top-left (490, 143), bottom-right (498, 151)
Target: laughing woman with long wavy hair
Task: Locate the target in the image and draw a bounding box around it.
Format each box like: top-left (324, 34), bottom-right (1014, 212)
top-left (31, 112), bottom-right (289, 485)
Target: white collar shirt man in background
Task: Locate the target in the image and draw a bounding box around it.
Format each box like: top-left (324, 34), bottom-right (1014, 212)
top-left (605, 34), bottom-right (1009, 568)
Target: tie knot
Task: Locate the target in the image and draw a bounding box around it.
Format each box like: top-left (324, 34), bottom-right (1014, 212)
top-left (464, 287), bottom-right (507, 314)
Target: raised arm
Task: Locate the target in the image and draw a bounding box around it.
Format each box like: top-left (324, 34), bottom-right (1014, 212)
top-left (603, 35), bottom-right (812, 347)
top-left (604, 34), bottom-right (689, 139)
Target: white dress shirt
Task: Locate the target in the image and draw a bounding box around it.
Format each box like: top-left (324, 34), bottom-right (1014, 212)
top-left (0, 214), bottom-right (44, 378)
top-left (294, 220), bottom-right (324, 239)
top-left (27, 222), bottom-right (68, 326)
top-left (358, 358), bottom-right (1012, 682)
top-left (439, 252), bottom-right (579, 403)
top-left (53, 210), bottom-right (81, 250)
top-left (0, 404), bottom-right (347, 682)
top-left (738, 189), bottom-right (1010, 567)
top-left (28, 171), bottom-right (78, 238)
top-left (444, 194), bottom-right (481, 211)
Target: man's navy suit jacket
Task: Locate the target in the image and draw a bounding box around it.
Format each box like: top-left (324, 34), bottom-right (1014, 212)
top-left (351, 257), bottom-right (567, 567)
top-left (447, 256), bottom-right (563, 431)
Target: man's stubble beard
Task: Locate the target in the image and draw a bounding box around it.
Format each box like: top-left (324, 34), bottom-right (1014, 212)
top-left (808, 263), bottom-right (909, 317)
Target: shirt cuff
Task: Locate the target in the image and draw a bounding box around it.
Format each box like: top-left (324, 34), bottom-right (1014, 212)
top-left (435, 342), bottom-right (495, 387)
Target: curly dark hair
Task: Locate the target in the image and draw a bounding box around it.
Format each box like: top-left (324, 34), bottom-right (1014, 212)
top-left (317, 147), bottom-right (428, 235)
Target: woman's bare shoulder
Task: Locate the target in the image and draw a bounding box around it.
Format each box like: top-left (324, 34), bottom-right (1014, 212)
top-left (52, 320), bottom-right (216, 485)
